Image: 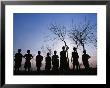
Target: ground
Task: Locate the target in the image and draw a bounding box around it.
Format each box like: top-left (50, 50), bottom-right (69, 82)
top-left (14, 68), bottom-right (97, 75)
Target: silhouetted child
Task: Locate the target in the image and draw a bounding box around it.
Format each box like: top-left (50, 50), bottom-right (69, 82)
top-left (52, 51), bottom-right (59, 71)
top-left (60, 46), bottom-right (68, 71)
top-left (36, 51), bottom-right (43, 72)
top-left (71, 47), bottom-right (80, 71)
top-left (45, 53), bottom-right (51, 71)
top-left (24, 50), bottom-right (33, 72)
top-left (82, 50), bottom-right (91, 70)
top-left (14, 49), bottom-right (23, 72)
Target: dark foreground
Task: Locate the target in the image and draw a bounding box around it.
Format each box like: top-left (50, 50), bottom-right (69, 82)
top-left (14, 68), bottom-right (97, 75)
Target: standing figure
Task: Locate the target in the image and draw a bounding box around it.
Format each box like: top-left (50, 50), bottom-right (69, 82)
top-left (14, 49), bottom-right (23, 72)
top-left (52, 51), bottom-right (59, 71)
top-left (82, 50), bottom-right (91, 70)
top-left (71, 47), bottom-right (80, 71)
top-left (36, 51), bottom-right (43, 72)
top-left (60, 46), bottom-right (68, 71)
top-left (45, 53), bottom-right (51, 71)
top-left (24, 50), bottom-right (33, 72)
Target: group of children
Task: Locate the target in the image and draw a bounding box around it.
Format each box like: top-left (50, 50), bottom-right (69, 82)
top-left (14, 46), bottom-right (91, 72)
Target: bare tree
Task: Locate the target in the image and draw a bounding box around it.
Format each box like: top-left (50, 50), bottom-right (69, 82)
top-left (41, 45), bottom-right (53, 56)
top-left (49, 23), bottom-right (68, 48)
top-left (68, 17), bottom-right (97, 51)
top-left (46, 45), bottom-right (52, 56)
top-left (48, 23), bottom-right (69, 65)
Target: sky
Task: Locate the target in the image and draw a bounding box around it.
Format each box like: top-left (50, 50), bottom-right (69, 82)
top-left (13, 13), bottom-right (97, 70)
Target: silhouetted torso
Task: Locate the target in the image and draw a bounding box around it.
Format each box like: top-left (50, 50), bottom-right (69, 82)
top-left (60, 51), bottom-right (66, 58)
top-left (24, 54), bottom-right (33, 69)
top-left (82, 53), bottom-right (90, 69)
top-left (52, 55), bottom-right (59, 70)
top-left (45, 56), bottom-right (51, 71)
top-left (60, 50), bottom-right (67, 70)
top-left (36, 55), bottom-right (43, 68)
top-left (14, 53), bottom-right (22, 69)
top-left (71, 48), bottom-right (80, 71)
top-left (60, 51), bottom-right (67, 62)
top-left (72, 52), bottom-right (79, 62)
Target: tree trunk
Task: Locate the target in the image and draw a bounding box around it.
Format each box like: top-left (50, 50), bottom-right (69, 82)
top-left (64, 41), bottom-right (69, 69)
top-left (64, 41), bottom-right (67, 46)
top-left (82, 43), bottom-right (85, 51)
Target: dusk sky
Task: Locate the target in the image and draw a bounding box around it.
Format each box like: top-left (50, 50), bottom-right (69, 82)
top-left (13, 13), bottom-right (97, 70)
